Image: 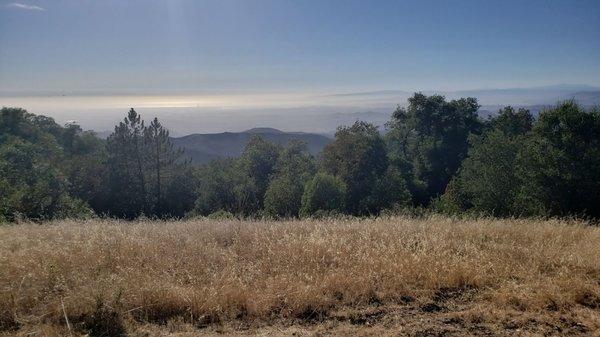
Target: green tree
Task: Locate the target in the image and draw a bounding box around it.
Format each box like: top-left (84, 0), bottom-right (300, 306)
top-left (193, 158), bottom-right (260, 216)
top-left (386, 93), bottom-right (482, 205)
top-left (0, 107), bottom-right (44, 142)
top-left (437, 107), bottom-right (533, 216)
top-left (106, 110), bottom-right (192, 218)
top-left (515, 101), bottom-right (600, 217)
top-left (162, 168), bottom-right (197, 217)
top-left (0, 135), bottom-right (90, 221)
top-left (364, 166), bottom-right (411, 212)
top-left (438, 130), bottom-right (526, 216)
top-left (239, 136), bottom-right (281, 205)
top-left (322, 121), bottom-right (399, 214)
top-left (194, 159), bottom-right (240, 215)
top-left (0, 108), bottom-right (92, 221)
top-left (106, 109), bottom-right (148, 218)
top-left (61, 127), bottom-right (110, 214)
top-left (264, 175), bottom-right (304, 217)
top-left (274, 140), bottom-right (316, 178)
top-left (264, 141), bottom-right (316, 217)
top-left (144, 117), bottom-right (187, 216)
top-left (489, 106), bottom-right (533, 135)
top-left (300, 173), bottom-right (346, 216)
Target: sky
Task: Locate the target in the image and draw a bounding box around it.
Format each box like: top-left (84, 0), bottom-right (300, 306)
top-left (1, 0), bottom-right (599, 95)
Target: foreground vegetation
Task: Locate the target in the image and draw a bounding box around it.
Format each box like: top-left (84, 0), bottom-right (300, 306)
top-left (1, 216), bottom-right (599, 336)
top-left (2, 94), bottom-right (599, 222)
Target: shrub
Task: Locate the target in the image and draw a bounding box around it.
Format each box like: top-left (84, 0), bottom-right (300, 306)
top-left (264, 175), bottom-right (304, 218)
top-left (207, 209), bottom-right (236, 220)
top-left (300, 173), bottom-right (346, 216)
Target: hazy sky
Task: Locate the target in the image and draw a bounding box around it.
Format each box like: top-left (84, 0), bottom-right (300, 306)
top-left (1, 0), bottom-right (599, 95)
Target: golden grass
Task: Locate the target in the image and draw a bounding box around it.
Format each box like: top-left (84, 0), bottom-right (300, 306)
top-left (1, 216), bottom-right (599, 336)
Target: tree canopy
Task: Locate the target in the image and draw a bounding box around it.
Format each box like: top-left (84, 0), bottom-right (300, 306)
top-left (386, 93), bottom-right (482, 205)
top-left (1, 95), bottom-right (599, 222)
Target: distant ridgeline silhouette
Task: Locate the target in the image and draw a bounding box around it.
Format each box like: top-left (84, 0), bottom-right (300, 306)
top-left (172, 128), bottom-right (332, 164)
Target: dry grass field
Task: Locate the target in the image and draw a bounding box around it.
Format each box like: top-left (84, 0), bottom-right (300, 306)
top-left (1, 216), bottom-right (599, 336)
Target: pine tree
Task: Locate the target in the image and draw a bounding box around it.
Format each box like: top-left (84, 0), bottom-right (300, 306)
top-left (144, 117), bottom-right (185, 216)
top-left (106, 109), bottom-right (148, 218)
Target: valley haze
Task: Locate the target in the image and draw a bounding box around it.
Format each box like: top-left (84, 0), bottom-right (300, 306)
top-left (1, 84), bottom-right (598, 136)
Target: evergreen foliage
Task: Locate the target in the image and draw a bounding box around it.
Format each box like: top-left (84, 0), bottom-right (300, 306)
top-left (1, 96), bottom-right (598, 221)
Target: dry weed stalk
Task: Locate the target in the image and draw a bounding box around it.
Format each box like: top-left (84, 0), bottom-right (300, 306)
top-left (0, 216), bottom-right (599, 335)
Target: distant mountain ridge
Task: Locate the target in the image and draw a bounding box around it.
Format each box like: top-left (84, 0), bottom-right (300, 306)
top-left (570, 91), bottom-right (600, 106)
top-left (89, 84), bottom-right (599, 145)
top-left (327, 84), bottom-right (600, 107)
top-left (172, 128), bottom-right (332, 164)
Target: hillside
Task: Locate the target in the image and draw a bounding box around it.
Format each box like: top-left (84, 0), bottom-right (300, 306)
top-left (572, 90), bottom-right (600, 106)
top-left (1, 216), bottom-right (599, 336)
top-left (172, 128), bottom-right (332, 164)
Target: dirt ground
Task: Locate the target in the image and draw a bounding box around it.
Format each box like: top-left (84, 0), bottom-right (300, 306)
top-left (127, 287), bottom-right (599, 337)
top-left (128, 302), bottom-right (599, 337)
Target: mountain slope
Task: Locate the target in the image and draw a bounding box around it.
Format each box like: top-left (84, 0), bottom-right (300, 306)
top-left (172, 128), bottom-right (332, 164)
top-left (571, 91), bottom-right (600, 106)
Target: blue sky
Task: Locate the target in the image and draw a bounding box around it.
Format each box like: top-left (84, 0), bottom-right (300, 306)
top-left (1, 0), bottom-right (599, 94)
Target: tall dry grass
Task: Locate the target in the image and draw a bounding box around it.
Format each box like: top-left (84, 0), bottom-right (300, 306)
top-left (0, 216), bottom-right (599, 335)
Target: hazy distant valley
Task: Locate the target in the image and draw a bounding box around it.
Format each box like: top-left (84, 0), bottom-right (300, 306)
top-left (75, 85), bottom-right (597, 165)
top-left (2, 84), bottom-right (599, 138)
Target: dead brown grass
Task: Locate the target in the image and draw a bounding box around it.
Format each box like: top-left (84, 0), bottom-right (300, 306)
top-left (0, 216), bottom-right (599, 336)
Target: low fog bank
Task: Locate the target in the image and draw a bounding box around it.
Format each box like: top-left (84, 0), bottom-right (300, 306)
top-left (10, 106), bottom-right (392, 137)
top-left (1, 85), bottom-right (598, 136)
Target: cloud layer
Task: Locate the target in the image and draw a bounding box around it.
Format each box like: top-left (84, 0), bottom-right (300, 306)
top-left (6, 3), bottom-right (45, 11)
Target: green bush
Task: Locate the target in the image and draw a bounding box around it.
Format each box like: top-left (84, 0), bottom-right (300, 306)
top-left (207, 210), bottom-right (236, 220)
top-left (300, 173), bottom-right (346, 216)
top-left (263, 175), bottom-right (304, 218)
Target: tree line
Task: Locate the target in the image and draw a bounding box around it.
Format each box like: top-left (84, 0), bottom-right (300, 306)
top-left (1, 93), bottom-right (599, 222)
